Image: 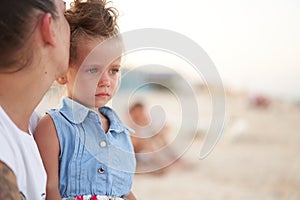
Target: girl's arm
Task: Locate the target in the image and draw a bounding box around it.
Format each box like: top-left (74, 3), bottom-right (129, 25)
top-left (123, 191), bottom-right (137, 200)
top-left (34, 114), bottom-right (62, 200)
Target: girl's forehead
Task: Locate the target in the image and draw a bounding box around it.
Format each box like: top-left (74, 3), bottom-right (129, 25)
top-left (74, 37), bottom-right (121, 66)
top-left (78, 36), bottom-right (123, 50)
top-left (80, 39), bottom-right (122, 64)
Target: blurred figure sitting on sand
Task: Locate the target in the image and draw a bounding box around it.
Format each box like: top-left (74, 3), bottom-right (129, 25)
top-left (128, 102), bottom-right (188, 175)
top-left (250, 95), bottom-right (271, 109)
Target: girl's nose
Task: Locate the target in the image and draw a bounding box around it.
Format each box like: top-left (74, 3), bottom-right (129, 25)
top-left (97, 73), bottom-right (110, 87)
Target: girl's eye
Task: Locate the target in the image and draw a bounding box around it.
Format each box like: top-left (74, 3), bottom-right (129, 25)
top-left (86, 68), bottom-right (99, 74)
top-left (109, 68), bottom-right (120, 75)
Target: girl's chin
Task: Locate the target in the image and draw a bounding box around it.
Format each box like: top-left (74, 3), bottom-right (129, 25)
top-left (94, 100), bottom-right (109, 108)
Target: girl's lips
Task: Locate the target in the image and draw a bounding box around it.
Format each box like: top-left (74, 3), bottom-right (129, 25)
top-left (95, 93), bottom-right (110, 97)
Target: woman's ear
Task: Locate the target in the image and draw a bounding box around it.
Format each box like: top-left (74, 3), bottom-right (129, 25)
top-left (56, 76), bottom-right (67, 85)
top-left (40, 13), bottom-right (56, 46)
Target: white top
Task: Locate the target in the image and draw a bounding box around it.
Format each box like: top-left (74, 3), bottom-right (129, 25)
top-left (0, 106), bottom-right (46, 200)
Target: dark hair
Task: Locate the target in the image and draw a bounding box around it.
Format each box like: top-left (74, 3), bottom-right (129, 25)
top-left (129, 102), bottom-right (145, 113)
top-left (65, 0), bottom-right (119, 64)
top-left (0, 0), bottom-right (58, 72)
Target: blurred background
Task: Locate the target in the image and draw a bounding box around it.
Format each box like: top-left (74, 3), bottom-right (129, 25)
top-left (38, 0), bottom-right (300, 199)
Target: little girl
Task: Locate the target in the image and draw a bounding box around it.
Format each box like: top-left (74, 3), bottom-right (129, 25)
top-left (34, 0), bottom-right (136, 199)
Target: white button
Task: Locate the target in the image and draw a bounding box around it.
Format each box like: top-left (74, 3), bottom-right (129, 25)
top-left (100, 141), bottom-right (107, 147)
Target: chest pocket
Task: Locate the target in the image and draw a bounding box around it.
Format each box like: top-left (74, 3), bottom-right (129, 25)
top-left (70, 123), bottom-right (135, 195)
top-left (67, 123), bottom-right (108, 194)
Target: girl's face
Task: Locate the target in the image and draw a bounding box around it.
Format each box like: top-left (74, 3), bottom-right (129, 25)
top-left (66, 37), bottom-right (122, 108)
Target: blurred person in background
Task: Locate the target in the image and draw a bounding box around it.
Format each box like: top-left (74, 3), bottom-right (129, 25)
top-left (129, 102), bottom-right (188, 175)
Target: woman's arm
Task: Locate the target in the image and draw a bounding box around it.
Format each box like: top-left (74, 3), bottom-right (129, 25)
top-left (0, 161), bottom-right (21, 200)
top-left (34, 114), bottom-right (62, 200)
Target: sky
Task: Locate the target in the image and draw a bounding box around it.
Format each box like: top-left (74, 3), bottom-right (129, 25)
top-left (65, 0), bottom-right (300, 100)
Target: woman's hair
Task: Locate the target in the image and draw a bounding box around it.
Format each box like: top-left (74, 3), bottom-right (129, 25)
top-left (65, 0), bottom-right (119, 64)
top-left (0, 0), bottom-right (59, 72)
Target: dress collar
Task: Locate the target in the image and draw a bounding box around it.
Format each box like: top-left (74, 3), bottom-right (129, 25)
top-left (58, 97), bottom-right (134, 134)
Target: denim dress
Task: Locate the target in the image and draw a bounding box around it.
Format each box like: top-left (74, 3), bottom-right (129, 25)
top-left (47, 97), bottom-right (136, 198)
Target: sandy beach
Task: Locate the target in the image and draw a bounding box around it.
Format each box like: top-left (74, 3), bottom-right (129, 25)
top-left (129, 93), bottom-right (300, 200)
top-left (37, 87), bottom-right (300, 200)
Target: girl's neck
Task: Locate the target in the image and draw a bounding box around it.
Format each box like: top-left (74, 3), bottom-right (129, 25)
top-left (98, 111), bottom-right (110, 133)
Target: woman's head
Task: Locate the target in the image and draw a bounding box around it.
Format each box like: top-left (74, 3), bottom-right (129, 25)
top-left (0, 0), bottom-right (70, 74)
top-left (61, 0), bottom-right (122, 108)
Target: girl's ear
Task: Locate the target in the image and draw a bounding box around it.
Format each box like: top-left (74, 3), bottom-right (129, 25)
top-left (56, 76), bottom-right (68, 85)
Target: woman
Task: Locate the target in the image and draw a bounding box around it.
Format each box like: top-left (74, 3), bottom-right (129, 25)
top-left (0, 0), bottom-right (70, 199)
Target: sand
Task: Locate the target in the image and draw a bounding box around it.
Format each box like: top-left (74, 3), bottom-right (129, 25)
top-left (37, 88), bottom-right (300, 200)
top-left (130, 95), bottom-right (300, 200)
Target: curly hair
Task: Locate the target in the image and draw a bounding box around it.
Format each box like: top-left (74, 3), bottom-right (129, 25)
top-left (65, 0), bottom-right (119, 64)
